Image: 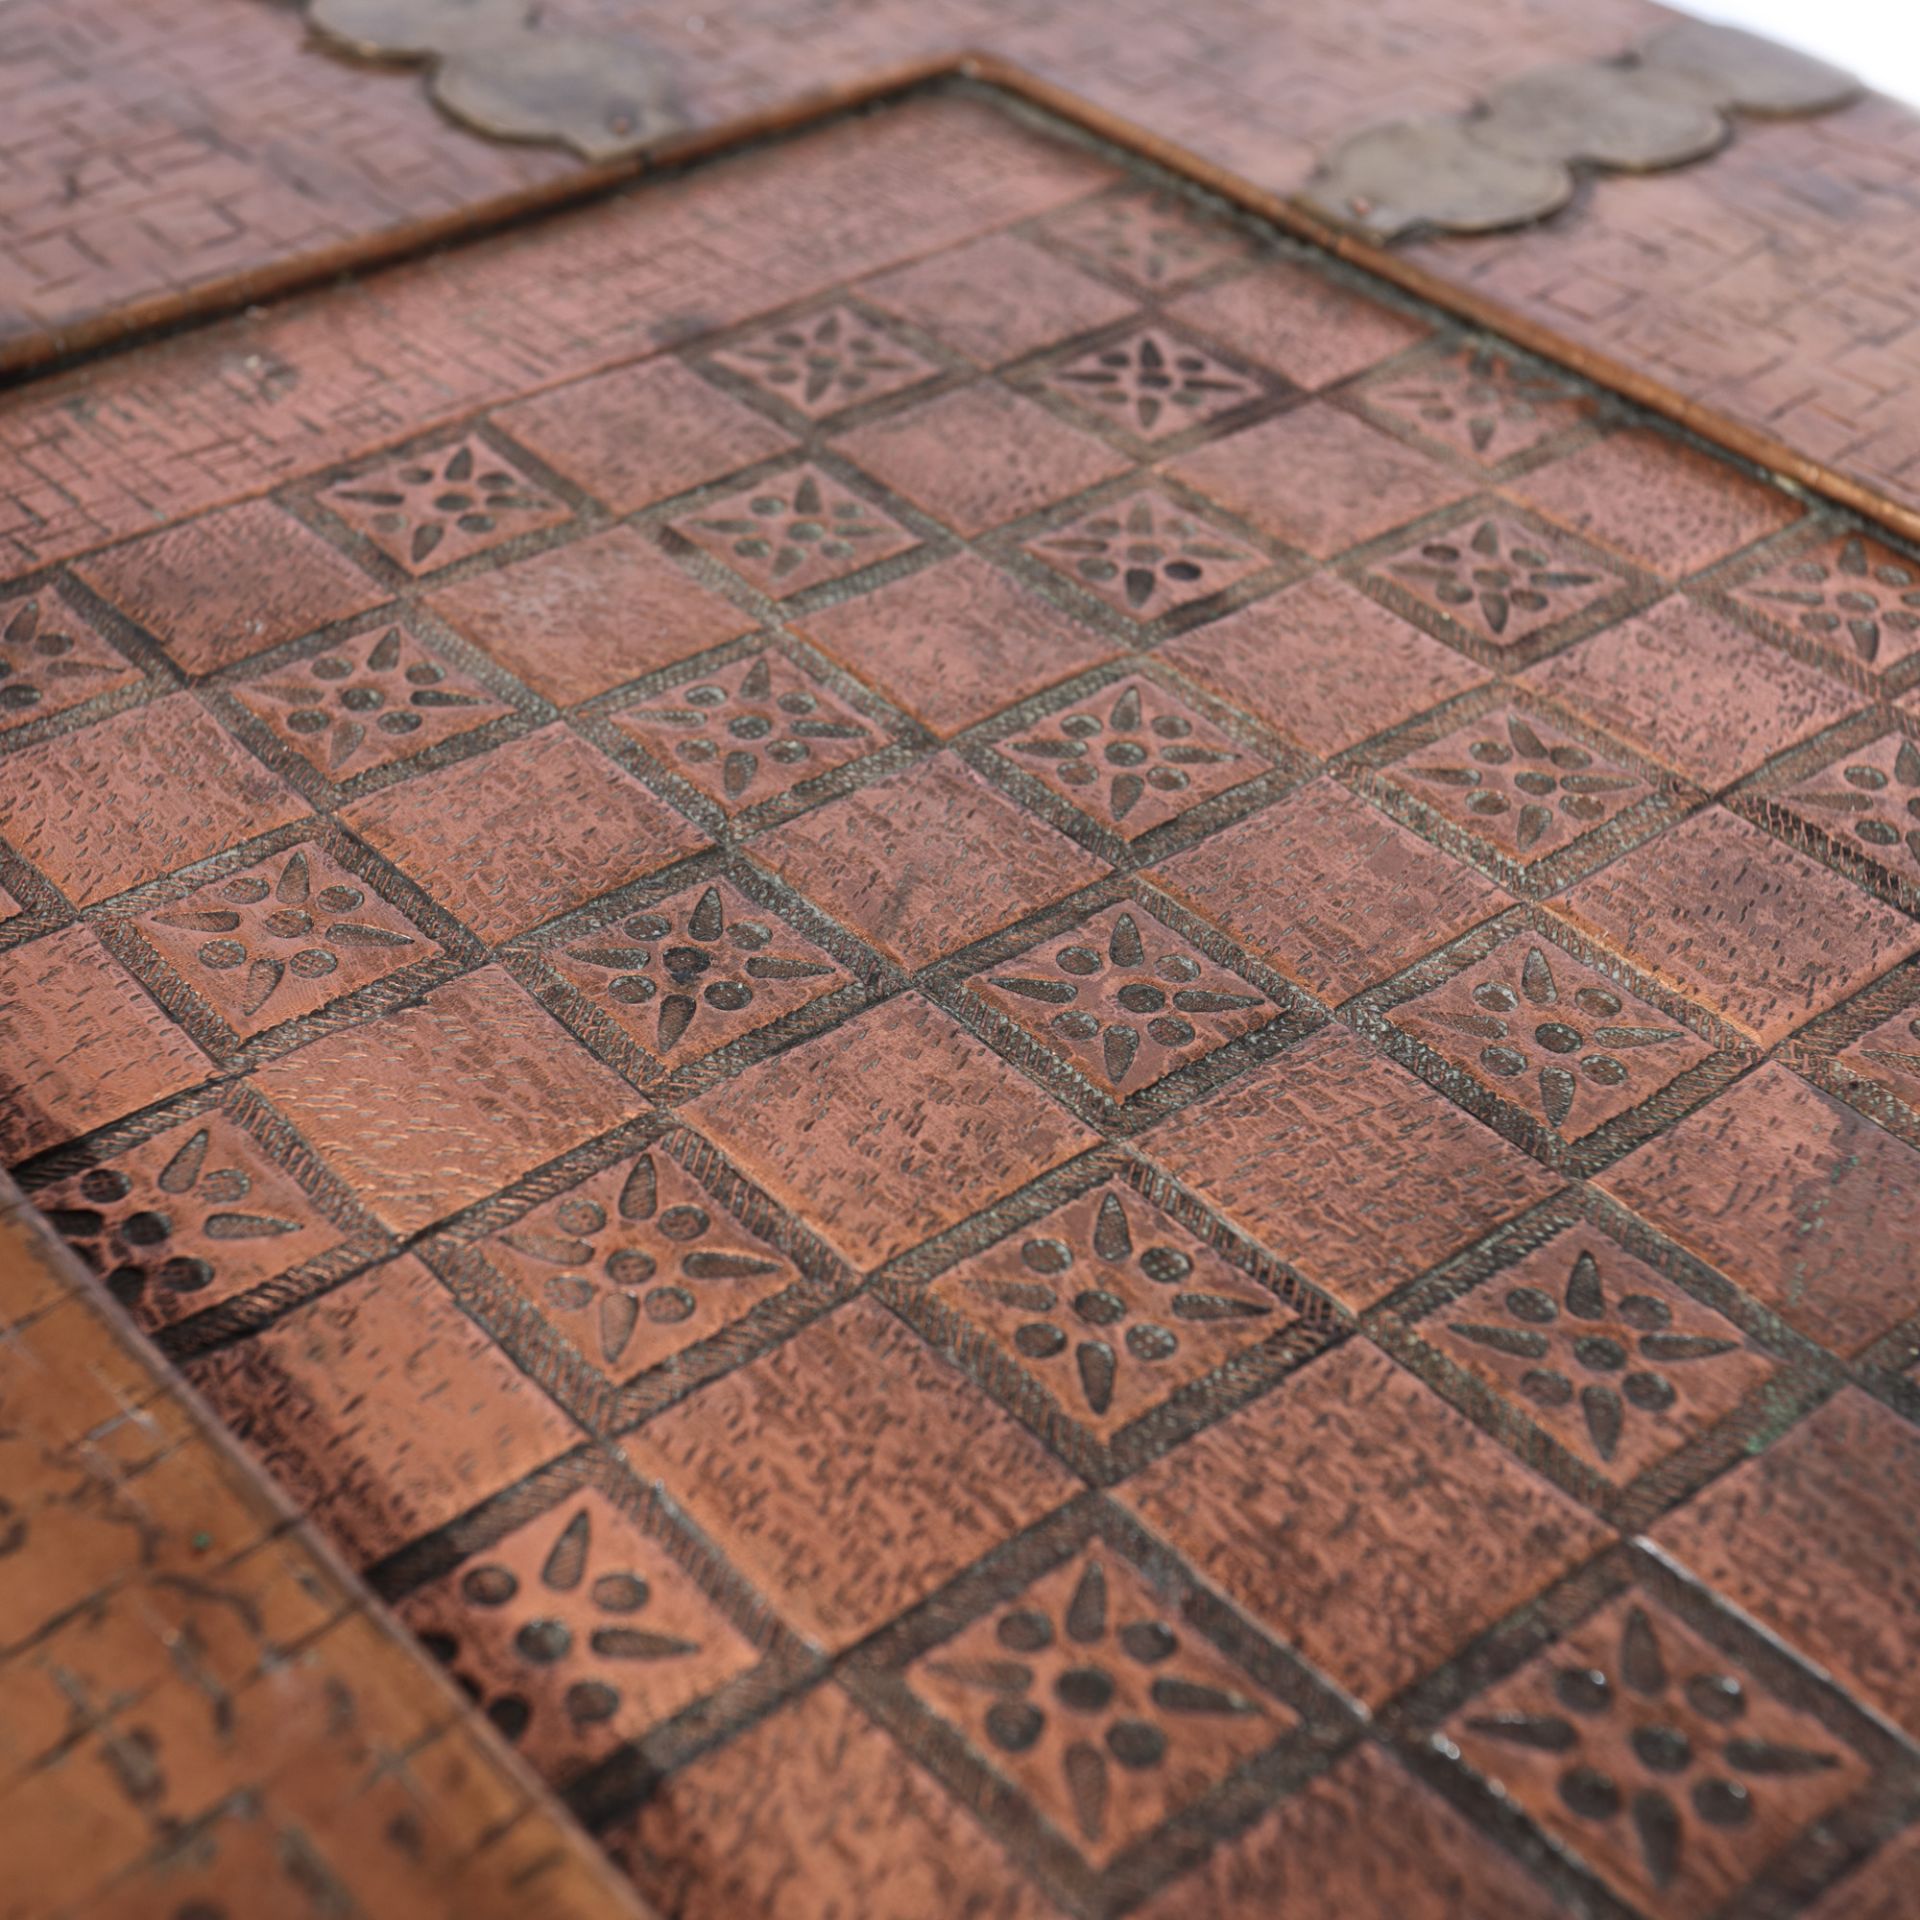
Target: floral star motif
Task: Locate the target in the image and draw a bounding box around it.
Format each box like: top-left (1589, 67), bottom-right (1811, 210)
top-left (1444, 1242), bottom-right (1754, 1469)
top-left (1039, 186), bottom-right (1252, 291)
top-left (612, 651), bottom-right (876, 812)
top-left (0, 590), bottom-right (138, 730)
top-left (997, 680), bottom-right (1251, 837)
top-left (320, 436), bottom-right (568, 573)
top-left (36, 1110), bottom-right (343, 1332)
top-left (671, 465), bottom-right (915, 595)
top-left (551, 880), bottom-right (848, 1064)
top-left (1451, 1594), bottom-right (1861, 1915)
top-left (1393, 940), bottom-right (1702, 1137)
top-left (479, 1146), bottom-right (798, 1383)
top-left (1359, 343), bottom-right (1589, 465)
top-left (1781, 733), bottom-right (1920, 876)
top-left (400, 1491), bottom-right (755, 1781)
top-left (909, 1547), bottom-right (1280, 1863)
top-left (974, 904), bottom-right (1270, 1098)
top-left (708, 304), bottom-right (938, 417)
top-left (136, 843), bottom-right (425, 1037)
top-left (933, 1181), bottom-right (1288, 1437)
top-left (1042, 327), bottom-right (1260, 440)
top-left (1025, 489), bottom-right (1266, 622)
top-left (1378, 514), bottom-right (1619, 647)
top-left (1395, 709), bottom-right (1645, 861)
top-left (233, 624), bottom-right (504, 779)
top-left (1731, 530), bottom-right (1920, 668)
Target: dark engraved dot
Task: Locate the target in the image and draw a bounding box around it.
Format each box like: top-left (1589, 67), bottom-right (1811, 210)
top-left (1022, 1237), bottom-right (1073, 1275)
top-left (1559, 1765), bottom-right (1620, 1820)
top-left (1052, 1010), bottom-right (1099, 1039)
top-left (158, 1257), bottom-right (214, 1293)
top-left (487, 1696), bottom-right (531, 1742)
top-left (658, 1205), bottom-right (710, 1241)
top-left (1555, 1666), bottom-right (1611, 1714)
top-left (1692, 1778), bottom-right (1753, 1826)
top-left (200, 939), bottom-right (246, 970)
top-left (1140, 1246), bottom-right (1192, 1286)
top-left (604, 1248), bottom-right (656, 1286)
top-left (1534, 1021), bottom-right (1582, 1054)
top-left (1623, 1372), bottom-right (1676, 1411)
top-left (1573, 1335), bottom-right (1627, 1372)
top-left (123, 1210), bottom-right (171, 1247)
top-left (546, 1276), bottom-right (595, 1310)
top-left (592, 1573), bottom-right (650, 1613)
top-left (1633, 1724), bottom-right (1693, 1773)
top-left (462, 1564), bottom-right (519, 1606)
top-left (644, 1285), bottom-right (696, 1323)
top-left (1116, 983), bottom-right (1166, 1013)
top-left (1481, 1045), bottom-right (1527, 1077)
top-left (1126, 1323), bottom-right (1178, 1362)
top-left (1521, 1368), bottom-right (1573, 1407)
top-left (1057, 945), bottom-right (1102, 975)
top-left (1685, 1674), bottom-right (1746, 1723)
top-left (289, 948), bottom-right (337, 978)
top-left (1120, 1622), bottom-right (1177, 1664)
top-left (704, 981), bottom-right (753, 1011)
top-left (420, 1630), bottom-right (459, 1663)
top-left (1618, 1293), bottom-right (1671, 1331)
top-left (1147, 1015), bottom-right (1196, 1047)
top-left (311, 656), bottom-right (352, 680)
top-left (610, 976), bottom-right (656, 1004)
top-left (554, 1197), bottom-right (605, 1236)
top-left (224, 878), bottom-right (271, 904)
top-left (1506, 1286), bottom-right (1559, 1323)
top-left (1474, 982), bottom-right (1518, 1013)
top-left (1107, 1720), bottom-right (1167, 1769)
top-left (80, 1167), bottom-right (131, 1203)
top-left (986, 1702), bottom-right (1044, 1752)
top-left (997, 1609), bottom-right (1054, 1653)
top-left (566, 1681), bottom-right (620, 1725)
top-left (1073, 1289), bottom-right (1126, 1326)
top-left (1056, 1666), bottom-right (1116, 1712)
top-left (105, 1266), bottom-right (146, 1306)
top-left (515, 1619), bottom-right (573, 1664)
top-left (1015, 1321), bottom-right (1067, 1359)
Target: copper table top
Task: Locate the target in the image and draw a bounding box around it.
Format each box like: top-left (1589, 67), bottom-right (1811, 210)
top-left (2, 79), bottom-right (1918, 1920)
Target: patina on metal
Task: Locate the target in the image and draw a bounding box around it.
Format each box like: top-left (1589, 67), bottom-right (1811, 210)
top-left (1303, 21), bottom-right (1862, 240)
top-left (307, 0), bottom-right (686, 159)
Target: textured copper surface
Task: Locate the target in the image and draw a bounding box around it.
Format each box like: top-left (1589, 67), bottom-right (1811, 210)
top-left (0, 1176), bottom-right (651, 1920)
top-left (3, 86), bottom-right (1920, 1920)
top-left (4, 0), bottom-right (1920, 554)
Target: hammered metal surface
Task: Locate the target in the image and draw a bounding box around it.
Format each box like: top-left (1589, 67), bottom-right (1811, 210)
top-left (0, 87), bottom-right (1917, 1920)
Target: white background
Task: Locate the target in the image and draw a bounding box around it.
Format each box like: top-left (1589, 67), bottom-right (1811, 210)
top-left (1689, 0), bottom-right (1920, 106)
